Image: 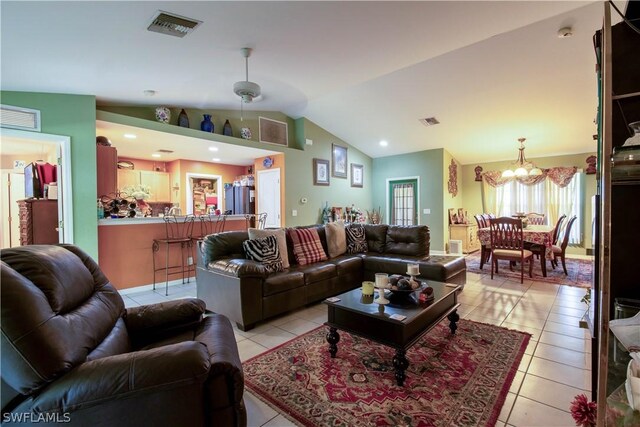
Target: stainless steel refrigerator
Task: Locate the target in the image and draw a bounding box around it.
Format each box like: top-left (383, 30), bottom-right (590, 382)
top-left (224, 186), bottom-right (254, 214)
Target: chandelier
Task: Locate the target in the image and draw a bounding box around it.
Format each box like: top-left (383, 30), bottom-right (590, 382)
top-left (501, 138), bottom-right (543, 178)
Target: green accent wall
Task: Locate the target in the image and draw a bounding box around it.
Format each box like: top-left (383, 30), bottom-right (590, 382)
top-left (460, 152), bottom-right (597, 255)
top-left (99, 106), bottom-right (297, 149)
top-left (288, 118), bottom-right (372, 225)
top-left (1, 91), bottom-right (97, 257)
top-left (372, 148), bottom-right (446, 251)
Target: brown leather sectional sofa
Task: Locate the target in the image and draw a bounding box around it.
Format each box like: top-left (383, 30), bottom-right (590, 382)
top-left (196, 224), bottom-right (466, 331)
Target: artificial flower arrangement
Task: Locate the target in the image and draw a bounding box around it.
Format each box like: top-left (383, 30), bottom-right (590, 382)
top-left (570, 394), bottom-right (597, 427)
top-left (122, 184), bottom-right (152, 201)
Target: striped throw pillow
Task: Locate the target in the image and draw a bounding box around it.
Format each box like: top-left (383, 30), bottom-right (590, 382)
top-left (243, 235), bottom-right (284, 273)
top-left (288, 228), bottom-right (327, 266)
top-left (346, 224), bottom-right (368, 254)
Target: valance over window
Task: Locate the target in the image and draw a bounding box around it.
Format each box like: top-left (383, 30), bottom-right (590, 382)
top-left (482, 167), bottom-right (577, 188)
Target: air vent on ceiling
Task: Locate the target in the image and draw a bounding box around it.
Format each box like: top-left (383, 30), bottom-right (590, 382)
top-left (147, 11), bottom-right (202, 38)
top-left (0, 104), bottom-right (41, 132)
top-left (157, 149), bottom-right (174, 153)
top-left (419, 117), bottom-right (440, 127)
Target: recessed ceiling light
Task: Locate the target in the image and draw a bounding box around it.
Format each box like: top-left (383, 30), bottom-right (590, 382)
top-left (212, 158), bottom-right (221, 162)
top-left (151, 153), bottom-right (161, 158)
top-left (379, 140), bottom-right (389, 147)
top-left (208, 146), bottom-right (219, 152)
top-left (124, 133), bottom-right (137, 139)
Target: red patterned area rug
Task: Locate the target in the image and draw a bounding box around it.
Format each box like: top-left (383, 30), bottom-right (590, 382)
top-left (465, 252), bottom-right (593, 288)
top-left (244, 320), bottom-right (530, 427)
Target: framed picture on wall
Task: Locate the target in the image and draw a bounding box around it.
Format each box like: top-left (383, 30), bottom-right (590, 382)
top-left (332, 144), bottom-right (348, 178)
top-left (350, 163), bottom-right (363, 188)
top-left (313, 158), bottom-right (330, 186)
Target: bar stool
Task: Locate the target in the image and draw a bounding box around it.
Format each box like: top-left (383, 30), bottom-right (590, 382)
top-left (197, 214), bottom-right (226, 238)
top-left (152, 215), bottom-right (195, 296)
top-left (245, 213), bottom-right (267, 230)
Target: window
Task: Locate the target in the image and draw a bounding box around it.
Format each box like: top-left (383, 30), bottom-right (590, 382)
top-left (495, 173), bottom-right (582, 244)
top-left (388, 179), bottom-right (417, 226)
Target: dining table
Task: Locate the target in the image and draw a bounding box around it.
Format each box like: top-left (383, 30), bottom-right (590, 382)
top-left (477, 224), bottom-right (555, 277)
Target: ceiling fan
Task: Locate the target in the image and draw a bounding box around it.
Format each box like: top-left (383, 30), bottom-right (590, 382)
top-left (233, 47), bottom-right (261, 104)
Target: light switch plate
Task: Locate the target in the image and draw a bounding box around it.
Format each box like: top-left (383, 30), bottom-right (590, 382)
top-left (292, 210), bottom-right (298, 216)
top-left (423, 208), bottom-right (431, 214)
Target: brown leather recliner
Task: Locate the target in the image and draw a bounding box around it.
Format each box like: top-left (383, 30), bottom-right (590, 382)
top-left (1, 244), bottom-right (246, 426)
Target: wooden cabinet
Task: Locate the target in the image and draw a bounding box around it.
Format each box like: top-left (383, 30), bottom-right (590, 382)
top-left (117, 170), bottom-right (170, 202)
top-left (117, 169), bottom-right (140, 189)
top-left (449, 224), bottom-right (480, 254)
top-left (96, 145), bottom-right (117, 197)
top-left (140, 171), bottom-right (170, 202)
top-left (594, 6), bottom-right (640, 423)
top-left (18, 199), bottom-right (59, 245)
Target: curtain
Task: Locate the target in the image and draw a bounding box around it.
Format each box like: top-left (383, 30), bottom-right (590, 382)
top-left (392, 183), bottom-right (415, 226)
top-left (546, 172), bottom-right (581, 244)
top-left (481, 170), bottom-right (583, 245)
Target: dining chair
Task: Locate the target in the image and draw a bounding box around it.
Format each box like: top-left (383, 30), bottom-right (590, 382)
top-left (526, 212), bottom-right (546, 225)
top-left (552, 215), bottom-right (577, 275)
top-left (489, 217), bottom-right (533, 284)
top-left (474, 214), bottom-right (490, 269)
top-left (481, 213), bottom-right (492, 226)
top-left (552, 214), bottom-right (567, 245)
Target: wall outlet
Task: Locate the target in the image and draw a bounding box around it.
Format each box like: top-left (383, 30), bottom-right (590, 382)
top-left (423, 208), bottom-right (431, 214)
top-left (292, 209), bottom-right (298, 217)
top-left (305, 138), bottom-right (313, 145)
top-left (187, 256), bottom-right (193, 265)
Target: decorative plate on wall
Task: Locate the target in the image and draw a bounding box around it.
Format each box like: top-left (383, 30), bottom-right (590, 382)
top-left (263, 157), bottom-right (274, 168)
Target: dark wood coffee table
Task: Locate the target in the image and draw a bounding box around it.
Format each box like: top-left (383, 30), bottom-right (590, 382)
top-left (324, 281), bottom-right (460, 386)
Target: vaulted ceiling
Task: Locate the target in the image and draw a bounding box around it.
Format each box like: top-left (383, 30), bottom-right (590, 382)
top-left (1, 1), bottom-right (621, 164)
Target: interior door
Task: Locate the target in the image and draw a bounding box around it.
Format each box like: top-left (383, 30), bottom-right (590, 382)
top-left (257, 168), bottom-right (281, 228)
top-left (1, 172), bottom-right (26, 248)
top-left (388, 178), bottom-right (418, 226)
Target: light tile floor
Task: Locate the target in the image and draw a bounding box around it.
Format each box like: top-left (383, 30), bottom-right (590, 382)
top-left (121, 269), bottom-right (592, 427)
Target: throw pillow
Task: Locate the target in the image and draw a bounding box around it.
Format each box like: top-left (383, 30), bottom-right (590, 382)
top-left (242, 235), bottom-right (284, 273)
top-left (325, 221), bottom-right (347, 258)
top-left (248, 227), bottom-right (289, 268)
top-left (346, 224), bottom-right (368, 254)
top-left (288, 228), bottom-right (328, 266)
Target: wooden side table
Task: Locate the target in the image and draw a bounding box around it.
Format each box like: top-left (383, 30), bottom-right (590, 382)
top-left (449, 224), bottom-right (480, 254)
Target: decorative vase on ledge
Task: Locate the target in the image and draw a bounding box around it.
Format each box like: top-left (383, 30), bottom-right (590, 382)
top-left (178, 109), bottom-right (190, 128)
top-left (223, 119), bottom-right (233, 137)
top-left (201, 114), bottom-right (214, 133)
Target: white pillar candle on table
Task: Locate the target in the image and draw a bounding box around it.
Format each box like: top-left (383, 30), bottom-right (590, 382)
top-left (408, 264), bottom-right (420, 275)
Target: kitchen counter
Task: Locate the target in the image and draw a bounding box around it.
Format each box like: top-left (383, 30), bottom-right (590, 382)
top-left (98, 214), bottom-right (248, 226)
top-left (98, 214), bottom-right (250, 290)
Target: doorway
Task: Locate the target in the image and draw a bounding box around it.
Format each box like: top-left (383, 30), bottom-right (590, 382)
top-left (0, 128), bottom-right (73, 248)
top-left (387, 177), bottom-right (419, 226)
top-left (185, 173), bottom-right (222, 215)
top-left (257, 168), bottom-right (281, 228)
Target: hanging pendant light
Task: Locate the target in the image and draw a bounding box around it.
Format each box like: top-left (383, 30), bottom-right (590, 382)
top-left (502, 138), bottom-right (543, 178)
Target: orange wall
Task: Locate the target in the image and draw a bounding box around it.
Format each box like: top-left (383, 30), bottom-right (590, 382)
top-left (118, 157), bottom-right (247, 211)
top-left (98, 218), bottom-right (248, 289)
top-left (176, 160), bottom-right (247, 212)
top-left (254, 153), bottom-right (286, 227)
